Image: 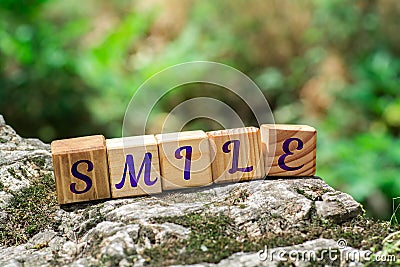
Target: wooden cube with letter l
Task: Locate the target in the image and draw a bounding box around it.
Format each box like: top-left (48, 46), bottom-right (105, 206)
top-left (260, 124), bottom-right (316, 176)
top-left (207, 127), bottom-right (265, 184)
top-left (106, 135), bottom-right (162, 198)
top-left (156, 130), bottom-right (213, 190)
top-left (51, 135), bottom-right (111, 204)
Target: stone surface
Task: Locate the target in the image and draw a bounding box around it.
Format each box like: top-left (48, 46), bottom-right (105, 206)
top-left (0, 115), bottom-right (52, 197)
top-left (0, 115), bottom-right (389, 266)
top-left (315, 191), bottom-right (364, 223)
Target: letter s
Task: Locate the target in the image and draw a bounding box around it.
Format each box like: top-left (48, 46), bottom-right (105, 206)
top-left (70, 159), bottom-right (93, 194)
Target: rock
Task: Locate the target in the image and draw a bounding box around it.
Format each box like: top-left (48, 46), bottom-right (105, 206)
top-left (0, 115), bottom-right (52, 196)
top-left (315, 191), bottom-right (364, 223)
top-left (26, 230), bottom-right (57, 249)
top-left (0, 191), bottom-right (13, 209)
top-left (2, 259), bottom-right (23, 267)
top-left (0, 115), bottom-right (391, 267)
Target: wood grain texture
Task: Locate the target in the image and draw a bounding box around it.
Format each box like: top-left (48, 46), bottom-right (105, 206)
top-left (51, 135), bottom-right (110, 204)
top-left (260, 124), bottom-right (316, 176)
top-left (106, 135), bottom-right (162, 198)
top-left (207, 127), bottom-right (265, 184)
top-left (155, 130), bottom-right (213, 190)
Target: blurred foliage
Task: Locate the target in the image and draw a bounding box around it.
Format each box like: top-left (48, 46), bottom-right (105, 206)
top-left (0, 0), bottom-right (400, 219)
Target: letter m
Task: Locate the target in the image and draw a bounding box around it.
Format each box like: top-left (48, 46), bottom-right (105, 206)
top-left (115, 152), bottom-right (157, 189)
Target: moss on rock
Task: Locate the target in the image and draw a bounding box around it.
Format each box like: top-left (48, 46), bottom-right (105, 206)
top-left (0, 173), bottom-right (59, 246)
top-left (141, 213), bottom-right (400, 266)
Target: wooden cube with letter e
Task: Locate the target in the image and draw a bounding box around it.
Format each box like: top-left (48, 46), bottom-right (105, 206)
top-left (51, 135), bottom-right (111, 204)
top-left (260, 124), bottom-right (316, 176)
top-left (106, 135), bottom-right (162, 198)
top-left (207, 127), bottom-right (265, 184)
top-left (156, 130), bottom-right (213, 190)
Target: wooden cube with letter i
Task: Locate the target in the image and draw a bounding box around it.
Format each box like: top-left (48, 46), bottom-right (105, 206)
top-left (156, 130), bottom-right (213, 190)
top-left (260, 124), bottom-right (317, 176)
top-left (106, 135), bottom-right (162, 198)
top-left (51, 135), bottom-right (111, 204)
top-left (207, 127), bottom-right (265, 184)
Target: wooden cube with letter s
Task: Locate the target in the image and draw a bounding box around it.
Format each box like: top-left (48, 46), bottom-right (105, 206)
top-left (51, 135), bottom-right (111, 204)
top-left (260, 124), bottom-right (317, 176)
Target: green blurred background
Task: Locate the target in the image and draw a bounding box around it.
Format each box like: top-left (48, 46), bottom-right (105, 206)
top-left (1, 0), bottom-right (399, 219)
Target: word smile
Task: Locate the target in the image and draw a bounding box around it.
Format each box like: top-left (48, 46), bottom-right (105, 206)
top-left (51, 124), bottom-right (316, 204)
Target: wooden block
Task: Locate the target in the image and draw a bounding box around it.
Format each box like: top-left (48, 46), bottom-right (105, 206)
top-left (155, 130), bottom-right (213, 190)
top-left (51, 135), bottom-right (111, 204)
top-left (207, 127), bottom-right (265, 184)
top-left (260, 124), bottom-right (316, 176)
top-left (106, 135), bottom-right (162, 198)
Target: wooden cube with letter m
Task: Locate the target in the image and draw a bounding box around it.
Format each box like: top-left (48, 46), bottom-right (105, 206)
top-left (106, 135), bottom-right (162, 198)
top-left (260, 124), bottom-right (317, 176)
top-left (51, 135), bottom-right (111, 204)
